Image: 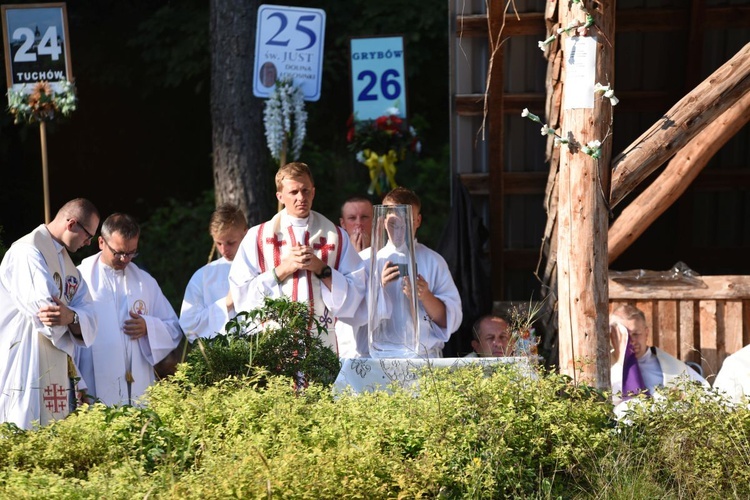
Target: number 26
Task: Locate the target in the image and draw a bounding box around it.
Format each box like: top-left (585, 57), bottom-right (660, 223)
top-left (357, 69), bottom-right (401, 102)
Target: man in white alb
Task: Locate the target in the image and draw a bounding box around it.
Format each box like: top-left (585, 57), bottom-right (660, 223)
top-left (335, 195), bottom-right (374, 357)
top-left (229, 162), bottom-right (366, 353)
top-left (339, 195), bottom-right (373, 254)
top-left (76, 213), bottom-right (182, 406)
top-left (180, 203), bottom-right (248, 341)
top-left (363, 187), bottom-right (462, 358)
top-left (713, 344), bottom-right (750, 404)
top-left (0, 198), bottom-right (99, 429)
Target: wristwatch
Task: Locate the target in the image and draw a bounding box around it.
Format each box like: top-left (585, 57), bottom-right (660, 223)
top-left (72, 311), bottom-right (80, 325)
top-left (316, 265), bottom-right (332, 279)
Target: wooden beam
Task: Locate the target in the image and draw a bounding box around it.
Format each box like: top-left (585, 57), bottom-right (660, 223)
top-left (609, 42), bottom-right (750, 208)
top-left (457, 6), bottom-right (750, 38)
top-left (609, 276), bottom-right (750, 300)
top-left (455, 93), bottom-right (545, 116)
top-left (487, 1), bottom-right (507, 301)
top-left (457, 13), bottom-right (546, 38)
top-left (615, 8), bottom-right (688, 32)
top-left (704, 6), bottom-right (750, 29)
top-left (460, 172), bottom-right (547, 196)
top-left (608, 91), bottom-right (750, 263)
top-left (556, 0), bottom-right (614, 389)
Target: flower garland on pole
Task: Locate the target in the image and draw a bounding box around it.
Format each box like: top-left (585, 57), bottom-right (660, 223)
top-left (346, 107), bottom-right (420, 196)
top-left (6, 80), bottom-right (77, 124)
top-left (263, 77), bottom-right (307, 168)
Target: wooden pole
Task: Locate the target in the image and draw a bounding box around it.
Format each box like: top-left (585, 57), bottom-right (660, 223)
top-left (608, 91), bottom-right (750, 263)
top-left (277, 140), bottom-right (287, 213)
top-left (40, 121), bottom-right (51, 224)
top-left (556, 0), bottom-right (614, 389)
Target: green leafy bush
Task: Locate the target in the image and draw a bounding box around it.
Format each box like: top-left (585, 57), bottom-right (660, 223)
top-left (1, 365), bottom-right (749, 498)
top-left (185, 296), bottom-right (341, 388)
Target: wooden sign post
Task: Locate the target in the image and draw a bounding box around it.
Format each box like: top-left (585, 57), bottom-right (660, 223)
top-left (556, 1), bottom-right (615, 389)
top-left (2, 2), bottom-right (74, 223)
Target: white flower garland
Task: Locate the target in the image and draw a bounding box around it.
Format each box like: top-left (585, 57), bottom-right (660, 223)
top-left (263, 78), bottom-right (307, 163)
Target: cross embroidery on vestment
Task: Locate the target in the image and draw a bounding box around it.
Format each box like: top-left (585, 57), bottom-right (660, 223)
top-left (43, 383), bottom-right (67, 414)
top-left (313, 237), bottom-right (335, 263)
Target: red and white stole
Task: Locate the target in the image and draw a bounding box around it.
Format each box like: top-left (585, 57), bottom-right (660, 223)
top-left (256, 210), bottom-right (343, 349)
top-left (20, 225), bottom-right (80, 425)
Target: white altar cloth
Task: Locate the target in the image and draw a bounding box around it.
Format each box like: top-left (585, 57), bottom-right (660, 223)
top-left (333, 357), bottom-right (535, 394)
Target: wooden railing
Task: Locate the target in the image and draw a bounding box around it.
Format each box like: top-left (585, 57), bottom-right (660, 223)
top-left (609, 276), bottom-right (750, 382)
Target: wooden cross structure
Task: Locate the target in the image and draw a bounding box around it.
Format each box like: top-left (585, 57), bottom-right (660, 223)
top-left (450, 0), bottom-right (750, 386)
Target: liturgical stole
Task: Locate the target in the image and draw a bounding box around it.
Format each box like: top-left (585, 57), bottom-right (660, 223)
top-left (256, 211), bottom-right (343, 349)
top-left (19, 225), bottom-right (80, 425)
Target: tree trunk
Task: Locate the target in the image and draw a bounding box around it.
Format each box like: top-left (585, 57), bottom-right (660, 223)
top-left (210, 0), bottom-right (271, 226)
top-left (556, 1), bottom-right (614, 389)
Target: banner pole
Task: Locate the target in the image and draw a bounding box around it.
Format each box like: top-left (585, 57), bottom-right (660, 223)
top-left (40, 121), bottom-right (51, 224)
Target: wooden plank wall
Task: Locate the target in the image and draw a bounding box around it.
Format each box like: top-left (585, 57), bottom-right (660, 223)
top-left (609, 276), bottom-right (750, 383)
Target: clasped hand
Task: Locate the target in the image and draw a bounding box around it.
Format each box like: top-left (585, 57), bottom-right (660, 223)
top-left (123, 311), bottom-right (147, 340)
top-left (37, 296), bottom-right (74, 326)
top-left (278, 244), bottom-right (324, 278)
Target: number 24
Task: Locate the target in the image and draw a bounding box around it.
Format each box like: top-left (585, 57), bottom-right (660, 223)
top-left (13, 26), bottom-right (62, 62)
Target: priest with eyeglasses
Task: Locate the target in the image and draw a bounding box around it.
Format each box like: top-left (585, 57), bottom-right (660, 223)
top-left (75, 213), bottom-right (182, 406)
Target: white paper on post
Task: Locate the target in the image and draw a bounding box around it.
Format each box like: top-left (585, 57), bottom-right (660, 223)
top-left (563, 36), bottom-right (597, 110)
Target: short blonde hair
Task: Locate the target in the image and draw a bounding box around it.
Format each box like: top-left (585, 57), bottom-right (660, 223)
top-left (209, 203), bottom-right (247, 236)
top-left (275, 162), bottom-right (313, 191)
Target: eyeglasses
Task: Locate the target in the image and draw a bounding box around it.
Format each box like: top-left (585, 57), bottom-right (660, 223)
top-left (103, 240), bottom-right (139, 260)
top-left (68, 219), bottom-right (95, 243)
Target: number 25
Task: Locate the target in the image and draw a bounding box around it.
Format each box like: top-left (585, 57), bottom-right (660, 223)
top-left (265, 13), bottom-right (317, 51)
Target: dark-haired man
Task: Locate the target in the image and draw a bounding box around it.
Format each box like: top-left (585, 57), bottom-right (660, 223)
top-left (0, 198), bottom-right (99, 428)
top-left (77, 213), bottom-right (182, 406)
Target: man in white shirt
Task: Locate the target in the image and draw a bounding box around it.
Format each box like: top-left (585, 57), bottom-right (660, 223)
top-left (229, 162), bottom-right (366, 353)
top-left (713, 344), bottom-right (750, 403)
top-left (180, 203), bottom-right (248, 342)
top-left (610, 304), bottom-right (708, 405)
top-left (76, 213), bottom-right (182, 406)
top-left (0, 198), bottom-right (99, 428)
top-left (465, 314), bottom-right (513, 357)
top-left (372, 187), bottom-right (463, 358)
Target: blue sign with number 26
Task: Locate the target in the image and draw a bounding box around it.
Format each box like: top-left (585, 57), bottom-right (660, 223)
top-left (350, 36), bottom-right (407, 121)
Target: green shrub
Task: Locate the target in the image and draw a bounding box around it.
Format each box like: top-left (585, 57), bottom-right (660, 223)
top-left (603, 383), bottom-right (750, 498)
top-left (184, 296), bottom-right (341, 387)
top-left (2, 365), bottom-right (749, 498)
